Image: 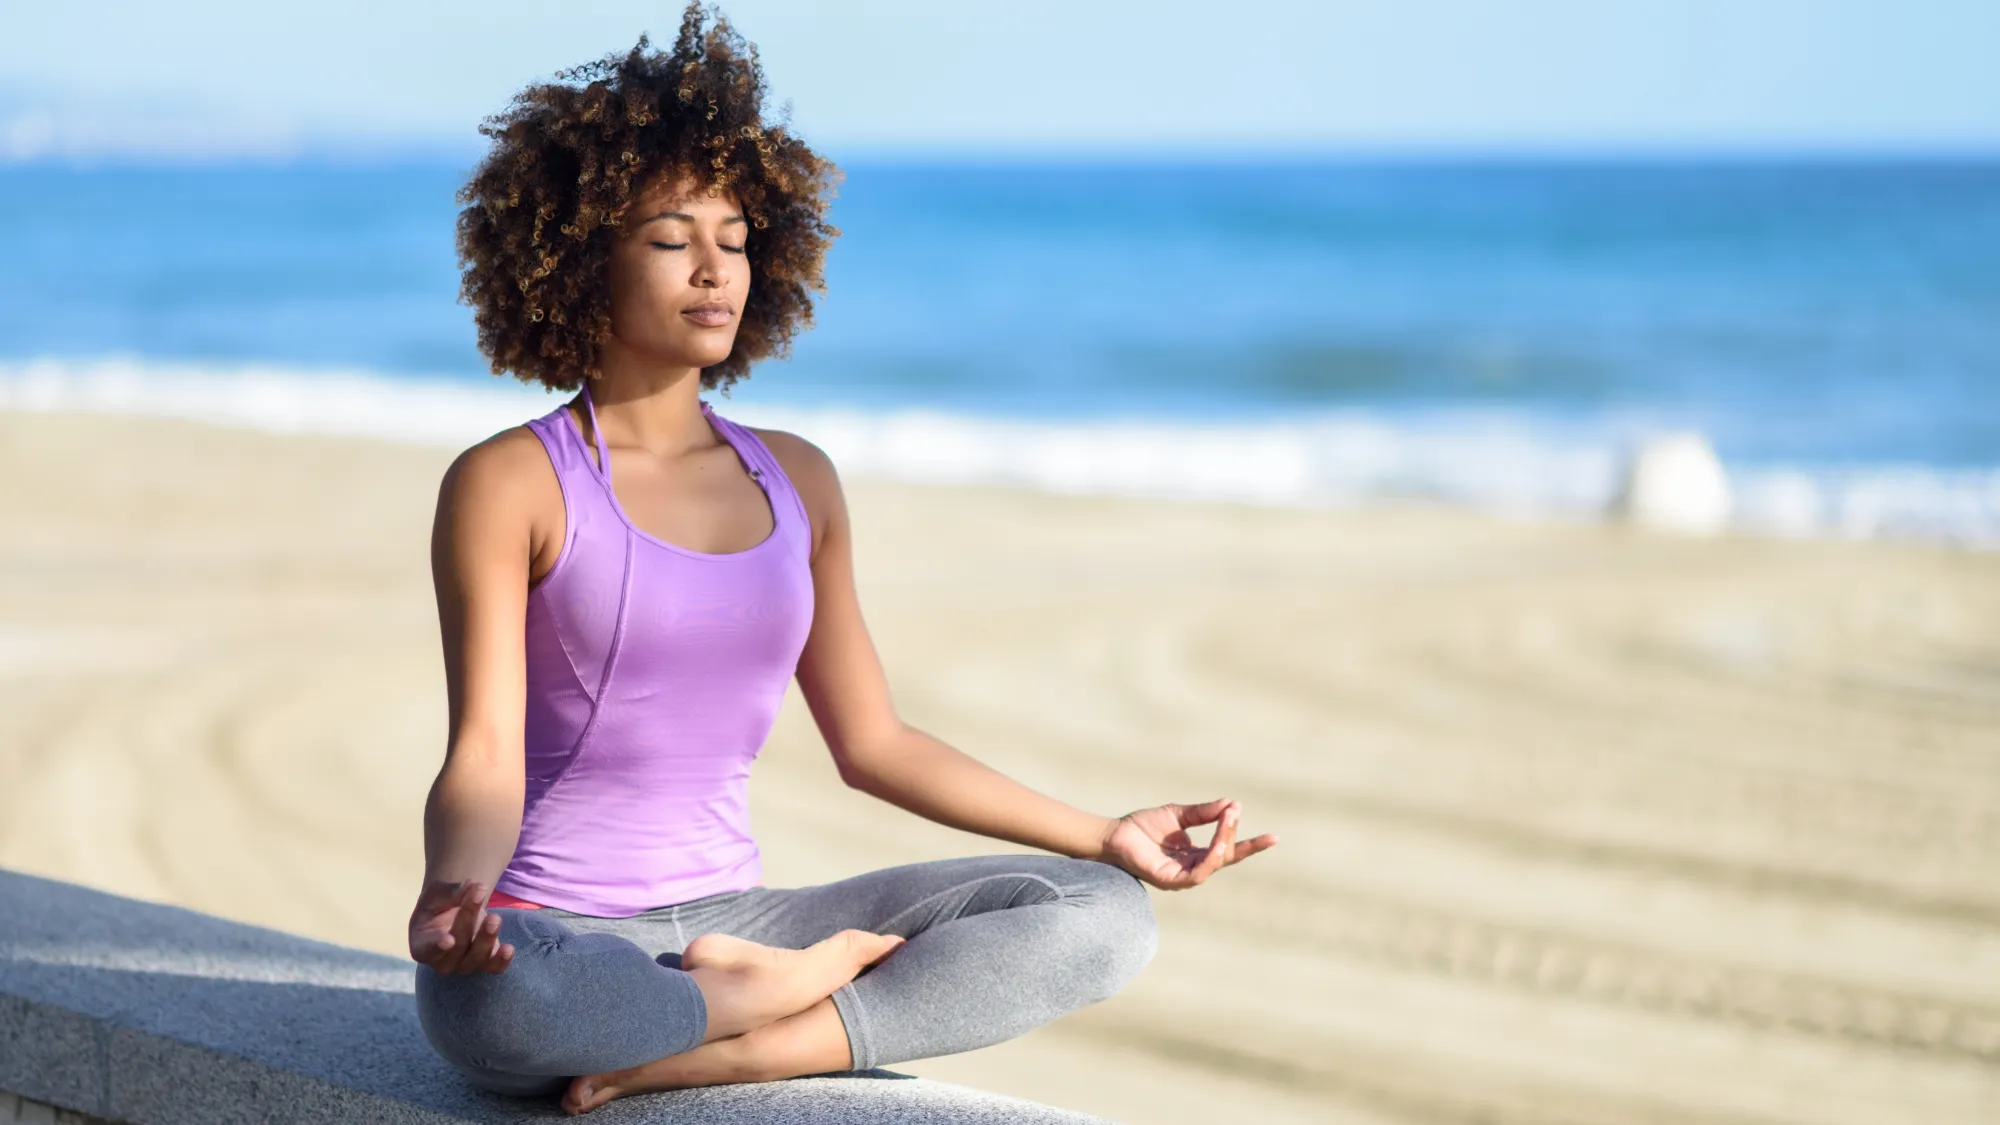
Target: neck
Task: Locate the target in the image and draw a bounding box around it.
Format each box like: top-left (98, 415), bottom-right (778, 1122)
top-left (584, 345), bottom-right (715, 457)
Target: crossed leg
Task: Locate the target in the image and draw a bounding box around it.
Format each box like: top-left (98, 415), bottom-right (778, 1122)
top-left (414, 912), bottom-right (899, 1100)
top-left (564, 854), bottom-right (1157, 1113)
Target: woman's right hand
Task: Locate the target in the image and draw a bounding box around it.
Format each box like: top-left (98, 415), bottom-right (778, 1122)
top-left (409, 879), bottom-right (516, 974)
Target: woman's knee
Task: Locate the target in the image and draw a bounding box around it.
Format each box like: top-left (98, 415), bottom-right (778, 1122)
top-left (1051, 859), bottom-right (1159, 1001)
top-left (416, 910), bottom-right (706, 1079)
top-left (413, 910), bottom-right (566, 1072)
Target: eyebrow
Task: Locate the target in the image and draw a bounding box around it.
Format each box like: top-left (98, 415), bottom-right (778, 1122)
top-left (641, 210), bottom-right (747, 226)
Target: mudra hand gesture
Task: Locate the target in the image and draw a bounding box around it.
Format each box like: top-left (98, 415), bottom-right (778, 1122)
top-left (409, 879), bottom-right (516, 974)
top-left (1098, 799), bottom-right (1278, 890)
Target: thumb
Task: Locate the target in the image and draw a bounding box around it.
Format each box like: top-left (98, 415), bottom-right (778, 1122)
top-left (1175, 798), bottom-right (1234, 827)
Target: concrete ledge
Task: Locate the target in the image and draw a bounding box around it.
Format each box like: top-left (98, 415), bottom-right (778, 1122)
top-left (0, 870), bottom-right (1114, 1123)
top-left (3, 1090), bottom-right (117, 1124)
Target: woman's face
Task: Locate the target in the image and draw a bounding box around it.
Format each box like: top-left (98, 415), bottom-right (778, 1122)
top-left (604, 176), bottom-right (751, 372)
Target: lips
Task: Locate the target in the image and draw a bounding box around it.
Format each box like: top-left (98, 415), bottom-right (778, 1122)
top-left (681, 303), bottom-right (734, 327)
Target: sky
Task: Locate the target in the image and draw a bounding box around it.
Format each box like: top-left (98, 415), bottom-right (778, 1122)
top-left (4, 0), bottom-right (1998, 161)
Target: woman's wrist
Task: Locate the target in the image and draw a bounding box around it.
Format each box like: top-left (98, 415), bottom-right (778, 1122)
top-left (1081, 812), bottom-right (1124, 862)
top-left (1001, 804), bottom-right (1118, 863)
top-left (982, 797), bottom-right (1116, 863)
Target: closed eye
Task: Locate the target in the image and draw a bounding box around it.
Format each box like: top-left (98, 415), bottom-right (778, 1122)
top-left (649, 241), bottom-right (747, 254)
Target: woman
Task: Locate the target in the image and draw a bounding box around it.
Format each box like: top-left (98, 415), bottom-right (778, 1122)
top-left (410, 5), bottom-right (1278, 1115)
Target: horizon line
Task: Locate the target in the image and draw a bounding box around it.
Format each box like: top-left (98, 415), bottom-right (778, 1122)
top-left (7, 139), bottom-right (2000, 172)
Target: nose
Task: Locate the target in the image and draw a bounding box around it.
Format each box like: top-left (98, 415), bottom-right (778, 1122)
top-left (689, 243), bottom-right (726, 289)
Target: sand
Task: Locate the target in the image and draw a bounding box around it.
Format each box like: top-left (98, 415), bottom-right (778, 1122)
top-left (1, 408), bottom-right (1996, 1125)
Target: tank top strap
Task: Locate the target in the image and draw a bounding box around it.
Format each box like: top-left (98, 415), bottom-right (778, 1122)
top-left (525, 391), bottom-right (598, 484)
top-left (700, 400), bottom-right (813, 540)
top-left (578, 379), bottom-right (613, 482)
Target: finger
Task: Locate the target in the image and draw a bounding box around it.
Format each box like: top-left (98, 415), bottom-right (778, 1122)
top-left (1151, 843), bottom-right (1209, 890)
top-left (1227, 833), bottom-right (1280, 865)
top-left (419, 932), bottom-right (460, 973)
top-left (431, 883), bottom-right (478, 973)
top-left (453, 882), bottom-right (495, 973)
top-left (1175, 798), bottom-right (1235, 828)
top-left (463, 910), bottom-right (505, 972)
top-left (1190, 806), bottom-right (1239, 884)
top-left (435, 882), bottom-right (486, 973)
top-left (487, 941), bottom-right (515, 974)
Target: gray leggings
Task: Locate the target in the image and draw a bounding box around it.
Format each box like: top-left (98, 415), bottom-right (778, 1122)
top-left (413, 854), bottom-right (1158, 1097)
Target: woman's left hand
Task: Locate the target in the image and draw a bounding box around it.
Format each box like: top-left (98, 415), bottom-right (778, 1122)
top-left (1097, 799), bottom-right (1278, 890)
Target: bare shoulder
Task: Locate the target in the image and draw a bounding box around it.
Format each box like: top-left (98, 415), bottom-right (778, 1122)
top-left (749, 426), bottom-right (840, 498)
top-left (441, 424), bottom-right (554, 508)
top-left (434, 424), bottom-right (567, 575)
top-left (746, 426), bottom-right (844, 551)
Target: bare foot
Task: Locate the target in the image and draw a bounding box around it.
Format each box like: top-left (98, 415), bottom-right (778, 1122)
top-left (562, 1028), bottom-right (757, 1114)
top-left (683, 930), bottom-right (902, 1040)
top-left (561, 934), bottom-right (896, 1115)
top-left (562, 999), bottom-right (852, 1114)
top-left (560, 1040), bottom-right (748, 1112)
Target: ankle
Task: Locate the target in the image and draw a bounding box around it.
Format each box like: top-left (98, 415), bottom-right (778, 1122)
top-left (738, 1000), bottom-right (853, 1082)
top-left (715, 1031), bottom-right (779, 1084)
top-left (688, 964), bottom-right (757, 1042)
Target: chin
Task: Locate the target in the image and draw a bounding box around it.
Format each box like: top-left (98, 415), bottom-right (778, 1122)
top-left (639, 337), bottom-right (737, 372)
top-left (671, 329), bottom-right (739, 367)
top-left (687, 346), bottom-right (735, 371)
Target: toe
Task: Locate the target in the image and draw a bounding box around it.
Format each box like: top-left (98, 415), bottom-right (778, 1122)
top-left (563, 1075), bottom-right (611, 1115)
top-left (831, 929), bottom-right (904, 967)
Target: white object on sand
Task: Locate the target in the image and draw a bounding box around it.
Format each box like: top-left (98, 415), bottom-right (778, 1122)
top-left (1613, 432), bottom-right (1733, 535)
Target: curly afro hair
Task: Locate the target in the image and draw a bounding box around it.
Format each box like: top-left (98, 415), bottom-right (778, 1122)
top-left (455, 2), bottom-right (839, 393)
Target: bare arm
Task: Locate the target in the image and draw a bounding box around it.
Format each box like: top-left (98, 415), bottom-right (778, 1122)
top-left (771, 433), bottom-right (1277, 886)
top-left (409, 430), bottom-right (546, 970)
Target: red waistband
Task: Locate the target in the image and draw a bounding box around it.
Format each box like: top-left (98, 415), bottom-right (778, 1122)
top-left (486, 887), bottom-right (546, 910)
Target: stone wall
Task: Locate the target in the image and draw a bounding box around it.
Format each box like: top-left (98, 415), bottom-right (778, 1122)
top-left (0, 869), bottom-right (1110, 1124)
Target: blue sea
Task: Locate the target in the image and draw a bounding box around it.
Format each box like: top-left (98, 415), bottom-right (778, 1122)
top-left (3, 158), bottom-right (1996, 543)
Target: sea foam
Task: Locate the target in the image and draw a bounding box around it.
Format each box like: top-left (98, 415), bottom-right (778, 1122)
top-left (4, 358), bottom-right (1994, 549)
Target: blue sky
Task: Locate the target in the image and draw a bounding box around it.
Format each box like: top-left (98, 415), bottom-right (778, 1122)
top-left (5, 0), bottom-right (1998, 160)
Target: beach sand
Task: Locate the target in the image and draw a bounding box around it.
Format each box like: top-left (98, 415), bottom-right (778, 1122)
top-left (1, 408), bottom-right (1996, 1124)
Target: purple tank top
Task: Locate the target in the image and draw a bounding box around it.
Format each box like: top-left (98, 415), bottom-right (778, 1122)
top-left (492, 383), bottom-right (815, 917)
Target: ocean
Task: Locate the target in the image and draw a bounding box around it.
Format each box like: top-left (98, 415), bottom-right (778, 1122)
top-left (3, 158), bottom-right (1996, 544)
